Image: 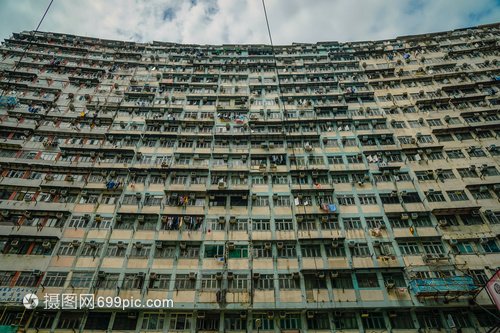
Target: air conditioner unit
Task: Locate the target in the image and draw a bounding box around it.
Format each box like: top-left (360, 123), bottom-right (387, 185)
top-left (216, 272), bottom-right (223, 280)
top-left (385, 279), bottom-right (396, 289)
top-left (292, 272), bottom-right (300, 280)
top-left (227, 242), bottom-right (235, 250)
top-left (401, 213), bottom-right (409, 220)
top-left (279, 311), bottom-right (286, 319)
top-left (42, 241), bottom-right (52, 249)
top-left (180, 242), bottom-right (187, 250)
top-left (306, 311), bottom-right (315, 319)
top-left (277, 242), bottom-right (284, 249)
top-left (32, 270), bottom-right (42, 276)
top-left (71, 240), bottom-right (80, 247)
top-left (422, 253), bottom-right (434, 263)
top-left (448, 239), bottom-right (459, 246)
top-left (98, 271), bottom-right (107, 279)
top-left (267, 311), bottom-right (274, 319)
top-left (479, 237), bottom-right (489, 244)
top-left (189, 272), bottom-right (197, 280)
top-left (10, 239), bottom-right (19, 247)
top-left (373, 240), bottom-right (381, 247)
top-left (229, 216), bottom-right (237, 224)
top-left (117, 241), bottom-right (126, 249)
top-left (264, 242), bottom-right (272, 250)
top-left (438, 220), bottom-right (448, 228)
top-left (218, 180), bottom-right (227, 190)
top-left (227, 272), bottom-right (234, 280)
top-left (347, 240), bottom-right (356, 248)
top-left (135, 241), bottom-right (143, 249)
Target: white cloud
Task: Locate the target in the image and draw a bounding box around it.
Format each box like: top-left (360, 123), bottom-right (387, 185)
top-left (0, 0), bottom-right (498, 45)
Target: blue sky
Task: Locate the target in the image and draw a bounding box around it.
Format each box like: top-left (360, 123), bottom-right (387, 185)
top-left (0, 0), bottom-right (499, 44)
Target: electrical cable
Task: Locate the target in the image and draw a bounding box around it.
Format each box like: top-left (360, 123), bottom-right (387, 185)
top-left (261, 0), bottom-right (325, 313)
top-left (1, 0), bottom-right (54, 102)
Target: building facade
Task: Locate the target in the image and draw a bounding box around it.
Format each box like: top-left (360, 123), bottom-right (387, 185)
top-left (0, 24), bottom-right (499, 332)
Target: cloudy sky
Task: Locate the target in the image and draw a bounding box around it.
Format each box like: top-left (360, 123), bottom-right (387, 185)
top-left (0, 0), bottom-right (499, 45)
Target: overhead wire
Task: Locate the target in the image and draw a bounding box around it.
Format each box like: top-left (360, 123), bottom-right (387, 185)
top-left (0, 0), bottom-right (55, 99)
top-left (260, 0), bottom-right (324, 315)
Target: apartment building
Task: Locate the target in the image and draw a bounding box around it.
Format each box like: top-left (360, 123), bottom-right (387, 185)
top-left (0, 23), bottom-right (499, 332)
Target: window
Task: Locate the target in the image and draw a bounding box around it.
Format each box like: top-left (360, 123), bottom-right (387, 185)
top-left (279, 314), bottom-right (301, 330)
top-left (142, 313), bottom-right (165, 330)
top-left (58, 242), bottom-right (78, 256)
top-left (307, 313), bottom-right (330, 330)
top-left (122, 273), bottom-right (144, 289)
top-left (390, 311), bottom-right (415, 329)
top-left (130, 244), bottom-right (151, 257)
top-left (399, 242), bottom-right (420, 255)
top-left (169, 313), bottom-right (192, 331)
top-left (70, 271), bottom-right (93, 288)
top-left (80, 242), bottom-right (102, 257)
top-left (277, 243), bottom-right (296, 258)
top-left (333, 312), bottom-right (358, 329)
top-left (362, 312), bottom-right (385, 329)
top-left (99, 273), bottom-right (119, 289)
top-left (351, 243), bottom-right (370, 257)
top-left (276, 219), bottom-right (293, 231)
top-left (443, 311), bottom-right (472, 328)
top-left (447, 190), bottom-right (469, 201)
top-left (201, 274), bottom-right (221, 290)
top-left (255, 274), bottom-right (274, 289)
top-left (15, 272), bottom-right (39, 287)
top-left (228, 245), bottom-right (248, 258)
top-left (43, 272), bottom-right (67, 287)
top-left (107, 243), bottom-right (127, 257)
top-left (228, 274), bottom-right (248, 290)
top-left (446, 149), bottom-right (465, 159)
top-left (417, 311), bottom-right (442, 329)
top-left (426, 191), bottom-right (446, 202)
top-left (422, 241), bottom-right (444, 254)
top-left (482, 240), bottom-right (500, 253)
top-left (301, 244), bottom-right (321, 257)
top-left (279, 274), bottom-right (299, 289)
top-left (204, 245), bottom-right (224, 258)
top-left (356, 273), bottom-right (379, 288)
top-left (358, 194), bottom-right (377, 205)
top-left (149, 274), bottom-right (171, 289)
top-left (174, 274), bottom-right (196, 290)
top-left (343, 217), bottom-right (361, 229)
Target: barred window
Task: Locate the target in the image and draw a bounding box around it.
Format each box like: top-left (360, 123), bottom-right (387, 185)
top-left (343, 217), bottom-right (361, 229)
top-left (228, 274), bottom-right (248, 290)
top-left (174, 274), bottom-right (196, 290)
top-left (279, 274), bottom-right (300, 289)
top-left (200, 274), bottom-right (221, 290)
top-left (351, 243), bottom-right (370, 257)
top-left (255, 274), bottom-right (274, 289)
top-left (356, 273), bottom-right (379, 288)
top-left (398, 242), bottom-right (420, 255)
top-left (70, 271), bottom-right (93, 288)
top-left (358, 194), bottom-right (377, 205)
